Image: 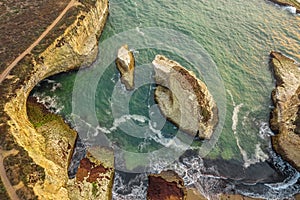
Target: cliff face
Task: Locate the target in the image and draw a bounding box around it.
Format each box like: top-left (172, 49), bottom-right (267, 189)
top-left (0, 0), bottom-right (110, 199)
top-left (152, 55), bottom-right (218, 139)
top-left (68, 147), bottom-right (114, 200)
top-left (269, 51), bottom-right (300, 171)
top-left (147, 170), bottom-right (187, 200)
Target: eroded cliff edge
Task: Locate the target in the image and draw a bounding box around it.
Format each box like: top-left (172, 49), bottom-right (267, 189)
top-left (269, 51), bottom-right (300, 171)
top-left (0, 0), bottom-right (109, 199)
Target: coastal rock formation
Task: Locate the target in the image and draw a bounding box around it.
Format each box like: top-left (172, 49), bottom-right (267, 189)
top-left (147, 170), bottom-right (187, 200)
top-left (269, 51), bottom-right (300, 171)
top-left (116, 45), bottom-right (135, 90)
top-left (147, 170), bottom-right (263, 200)
top-left (152, 55), bottom-right (218, 139)
top-left (269, 0), bottom-right (300, 13)
top-left (67, 147), bottom-right (114, 200)
top-left (0, 0), bottom-right (109, 199)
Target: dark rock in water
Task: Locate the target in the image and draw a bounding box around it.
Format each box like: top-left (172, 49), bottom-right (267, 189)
top-left (152, 55), bottom-right (218, 139)
top-left (147, 170), bottom-right (187, 200)
top-left (203, 158), bottom-right (285, 183)
top-left (116, 44), bottom-right (135, 90)
top-left (269, 51), bottom-right (300, 172)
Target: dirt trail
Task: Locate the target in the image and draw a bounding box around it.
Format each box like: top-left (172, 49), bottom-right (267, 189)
top-left (0, 148), bottom-right (20, 200)
top-left (0, 1), bottom-right (78, 199)
top-left (0, 0), bottom-right (78, 84)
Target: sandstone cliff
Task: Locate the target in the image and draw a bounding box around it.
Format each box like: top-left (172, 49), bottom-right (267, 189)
top-left (152, 55), bottom-right (218, 139)
top-left (68, 147), bottom-right (114, 200)
top-left (269, 51), bottom-right (300, 171)
top-left (0, 0), bottom-right (110, 199)
top-left (116, 44), bottom-right (135, 90)
top-left (147, 170), bottom-right (187, 200)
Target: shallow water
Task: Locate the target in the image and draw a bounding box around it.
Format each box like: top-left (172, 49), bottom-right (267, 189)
top-left (31, 0), bottom-right (300, 199)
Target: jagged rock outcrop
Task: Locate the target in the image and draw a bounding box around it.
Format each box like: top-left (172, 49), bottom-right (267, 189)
top-left (152, 55), bottom-right (218, 139)
top-left (116, 45), bottom-right (135, 90)
top-left (268, 0), bottom-right (300, 13)
top-left (0, 0), bottom-right (110, 199)
top-left (269, 51), bottom-right (300, 171)
top-left (147, 170), bottom-right (187, 200)
top-left (67, 147), bottom-right (114, 200)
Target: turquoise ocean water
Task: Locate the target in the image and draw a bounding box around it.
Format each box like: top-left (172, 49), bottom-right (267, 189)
top-left (31, 0), bottom-right (300, 199)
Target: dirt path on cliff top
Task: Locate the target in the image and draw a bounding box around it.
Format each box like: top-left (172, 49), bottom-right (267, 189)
top-left (0, 148), bottom-right (20, 200)
top-left (0, 0), bottom-right (79, 84)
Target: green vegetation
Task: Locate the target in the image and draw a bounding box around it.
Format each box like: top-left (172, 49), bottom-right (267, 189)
top-left (92, 182), bottom-right (98, 196)
top-left (27, 97), bottom-right (61, 128)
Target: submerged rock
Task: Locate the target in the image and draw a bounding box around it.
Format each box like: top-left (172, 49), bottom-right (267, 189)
top-left (269, 51), bottom-right (300, 171)
top-left (116, 45), bottom-right (135, 90)
top-left (147, 170), bottom-right (187, 200)
top-left (68, 146), bottom-right (114, 200)
top-left (152, 55), bottom-right (218, 139)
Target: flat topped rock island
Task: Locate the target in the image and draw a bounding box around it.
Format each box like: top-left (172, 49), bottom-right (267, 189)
top-left (152, 55), bottom-right (218, 139)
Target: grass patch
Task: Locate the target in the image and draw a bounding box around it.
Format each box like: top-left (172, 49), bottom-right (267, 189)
top-left (27, 97), bottom-right (61, 128)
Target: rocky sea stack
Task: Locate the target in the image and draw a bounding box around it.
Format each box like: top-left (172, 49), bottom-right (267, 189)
top-left (116, 45), bottom-right (135, 90)
top-left (152, 55), bottom-right (218, 139)
top-left (269, 51), bottom-right (300, 171)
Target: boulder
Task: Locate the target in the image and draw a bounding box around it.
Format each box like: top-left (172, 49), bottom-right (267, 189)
top-left (116, 45), bottom-right (135, 90)
top-left (68, 146), bottom-right (114, 200)
top-left (269, 51), bottom-right (300, 171)
top-left (152, 55), bottom-right (218, 139)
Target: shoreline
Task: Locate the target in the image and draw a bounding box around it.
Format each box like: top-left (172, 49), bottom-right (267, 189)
top-left (0, 0), bottom-right (109, 199)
